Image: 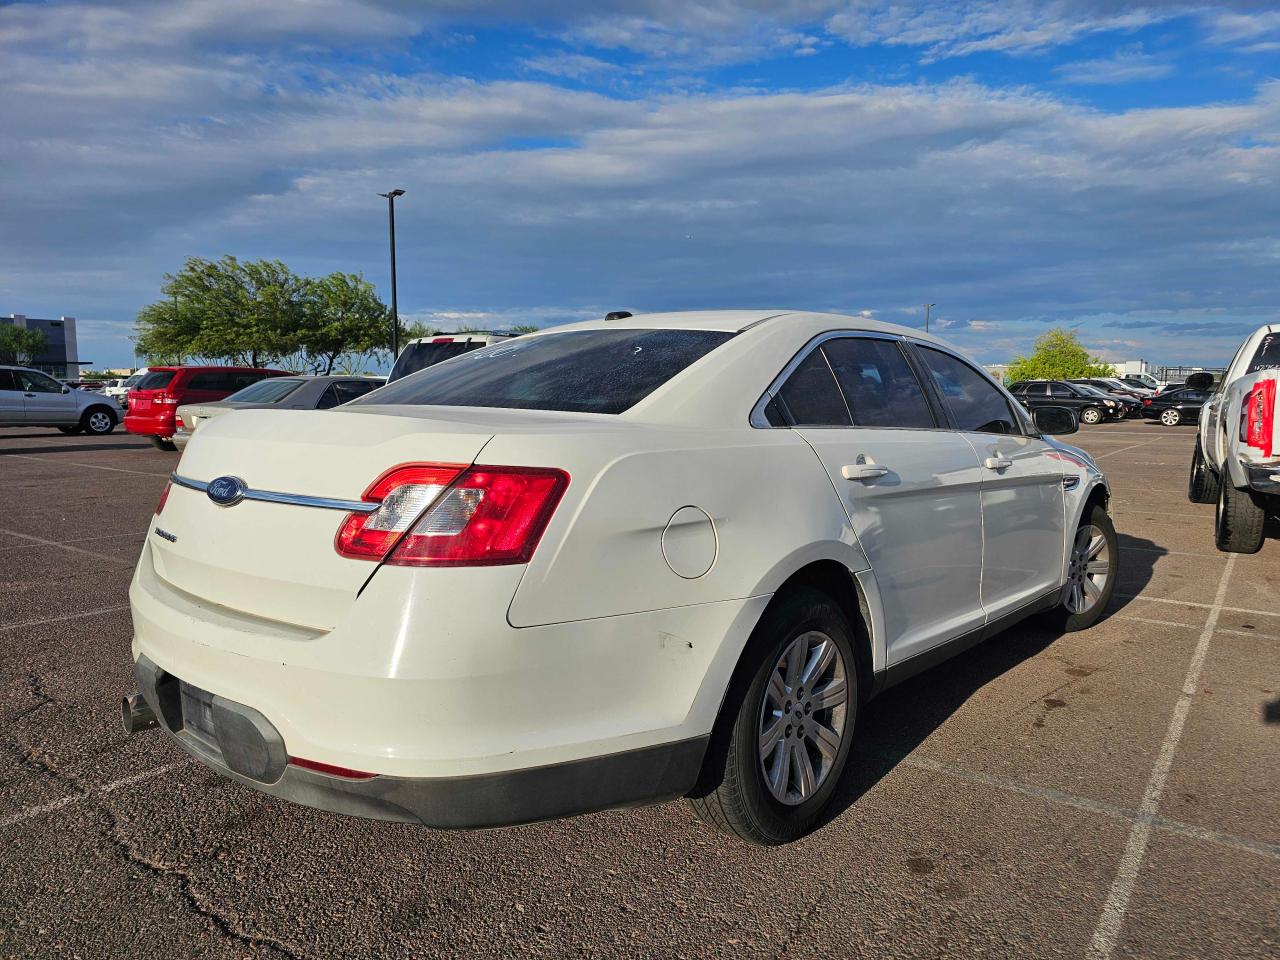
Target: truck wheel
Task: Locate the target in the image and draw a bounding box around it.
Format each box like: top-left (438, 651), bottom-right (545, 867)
top-left (1215, 481), bottom-right (1266, 554)
top-left (688, 586), bottom-right (858, 845)
top-left (1187, 439), bottom-right (1221, 504)
top-left (80, 408), bottom-right (116, 435)
top-left (1160, 409), bottom-right (1182, 426)
top-left (149, 436), bottom-right (177, 451)
top-left (1081, 407), bottom-right (1102, 425)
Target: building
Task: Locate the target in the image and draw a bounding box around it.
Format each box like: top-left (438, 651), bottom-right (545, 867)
top-left (1, 314), bottom-right (83, 378)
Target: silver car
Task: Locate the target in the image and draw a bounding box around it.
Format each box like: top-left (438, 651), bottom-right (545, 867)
top-left (173, 375), bottom-right (383, 450)
top-left (0, 364), bottom-right (122, 435)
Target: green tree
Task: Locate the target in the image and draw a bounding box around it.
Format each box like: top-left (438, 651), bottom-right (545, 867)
top-left (1005, 328), bottom-right (1115, 383)
top-left (400, 319), bottom-right (442, 342)
top-left (509, 324), bottom-right (541, 335)
top-left (0, 325), bottom-right (48, 364)
top-left (290, 273), bottom-right (389, 375)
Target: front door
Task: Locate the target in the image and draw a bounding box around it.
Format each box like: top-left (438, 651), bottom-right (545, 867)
top-left (912, 345), bottom-right (1067, 621)
top-left (0, 370), bottom-right (27, 425)
top-left (773, 335), bottom-right (987, 664)
top-left (15, 369), bottom-right (78, 424)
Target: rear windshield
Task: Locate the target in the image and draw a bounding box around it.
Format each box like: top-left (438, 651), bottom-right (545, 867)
top-left (388, 341), bottom-right (487, 382)
top-left (361, 329), bottom-right (735, 415)
top-left (1248, 332), bottom-right (1280, 374)
top-left (226, 378), bottom-right (306, 404)
top-left (135, 371), bottom-right (176, 391)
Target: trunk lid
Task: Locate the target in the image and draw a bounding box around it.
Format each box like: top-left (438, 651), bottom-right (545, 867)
top-left (150, 407), bottom-right (499, 630)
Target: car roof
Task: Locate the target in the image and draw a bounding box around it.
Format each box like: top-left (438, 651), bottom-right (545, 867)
top-left (533, 309), bottom-right (961, 341)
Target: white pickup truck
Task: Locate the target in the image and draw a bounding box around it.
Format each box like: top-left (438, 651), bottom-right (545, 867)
top-left (1189, 324), bottom-right (1280, 553)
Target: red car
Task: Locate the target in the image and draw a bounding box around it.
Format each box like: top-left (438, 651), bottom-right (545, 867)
top-left (125, 366), bottom-right (288, 450)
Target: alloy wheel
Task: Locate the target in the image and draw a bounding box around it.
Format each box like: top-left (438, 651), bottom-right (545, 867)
top-left (1160, 409), bottom-right (1180, 426)
top-left (1064, 524), bottom-right (1110, 614)
top-left (87, 412), bottom-right (113, 433)
top-left (757, 630), bottom-right (848, 806)
top-left (1082, 408), bottom-right (1101, 424)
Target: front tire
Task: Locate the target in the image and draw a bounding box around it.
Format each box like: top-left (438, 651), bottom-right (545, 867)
top-left (80, 408), bottom-right (116, 435)
top-left (1188, 438), bottom-right (1220, 504)
top-left (1045, 505), bottom-right (1118, 632)
top-left (1160, 409), bottom-right (1182, 426)
top-left (689, 587), bottom-right (859, 845)
top-left (1215, 480), bottom-right (1266, 554)
top-left (1080, 407), bottom-right (1103, 425)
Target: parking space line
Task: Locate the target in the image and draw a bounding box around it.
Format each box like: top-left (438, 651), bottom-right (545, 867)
top-left (0, 761), bottom-right (185, 830)
top-left (0, 605), bottom-right (131, 633)
top-left (1091, 439), bottom-right (1165, 460)
top-left (0, 452), bottom-right (169, 478)
top-left (1087, 554), bottom-right (1237, 960)
top-left (1115, 593), bottom-right (1278, 619)
top-left (897, 752), bottom-right (1280, 861)
top-left (1114, 615), bottom-right (1198, 629)
top-left (0, 527), bottom-right (135, 566)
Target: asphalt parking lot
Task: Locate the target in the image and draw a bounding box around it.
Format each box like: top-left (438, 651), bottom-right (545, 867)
top-left (1, 421), bottom-right (1276, 959)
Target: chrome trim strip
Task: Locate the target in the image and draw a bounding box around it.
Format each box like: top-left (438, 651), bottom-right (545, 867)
top-left (170, 473), bottom-right (378, 513)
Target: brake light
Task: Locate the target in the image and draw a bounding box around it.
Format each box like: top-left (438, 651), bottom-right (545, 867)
top-left (388, 466), bottom-right (569, 567)
top-left (335, 463), bottom-right (467, 560)
top-left (1143, 398), bottom-right (1152, 407)
top-left (1240, 379), bottom-right (1275, 457)
top-left (156, 391), bottom-right (179, 406)
top-left (155, 480), bottom-right (172, 515)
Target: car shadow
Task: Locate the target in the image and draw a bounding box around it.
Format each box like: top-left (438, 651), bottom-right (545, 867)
top-left (819, 533), bottom-right (1167, 827)
top-left (0, 442), bottom-right (153, 455)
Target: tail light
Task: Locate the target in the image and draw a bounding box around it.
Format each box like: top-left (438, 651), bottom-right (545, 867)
top-left (1143, 398), bottom-right (1152, 407)
top-left (1240, 379), bottom-right (1276, 458)
top-left (156, 391), bottom-right (179, 406)
top-left (335, 463), bottom-right (569, 566)
top-left (155, 480), bottom-right (172, 515)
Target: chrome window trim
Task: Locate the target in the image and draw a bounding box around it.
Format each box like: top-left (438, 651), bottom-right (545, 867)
top-left (170, 473), bottom-right (378, 513)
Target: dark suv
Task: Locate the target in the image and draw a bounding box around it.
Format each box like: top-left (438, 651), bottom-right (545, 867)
top-left (1007, 380), bottom-right (1124, 425)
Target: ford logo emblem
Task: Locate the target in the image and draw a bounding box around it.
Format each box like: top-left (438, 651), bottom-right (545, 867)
top-left (207, 475), bottom-right (247, 507)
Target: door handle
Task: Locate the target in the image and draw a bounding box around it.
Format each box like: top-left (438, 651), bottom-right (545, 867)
top-left (842, 464), bottom-right (890, 481)
top-left (984, 457), bottom-right (1014, 471)
top-left (23, 393), bottom-right (36, 398)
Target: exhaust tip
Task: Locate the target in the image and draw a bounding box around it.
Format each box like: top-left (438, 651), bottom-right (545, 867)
top-left (121, 693), bottom-right (159, 735)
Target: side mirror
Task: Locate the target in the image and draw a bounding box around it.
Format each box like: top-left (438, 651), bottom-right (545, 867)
top-left (1185, 372), bottom-right (1214, 391)
top-left (1033, 405), bottom-right (1078, 436)
top-left (61, 385), bottom-right (71, 394)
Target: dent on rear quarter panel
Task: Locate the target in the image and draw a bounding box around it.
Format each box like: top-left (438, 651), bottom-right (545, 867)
top-left (499, 429), bottom-right (863, 627)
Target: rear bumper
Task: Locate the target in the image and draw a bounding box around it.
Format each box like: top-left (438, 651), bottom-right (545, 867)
top-left (1242, 460), bottom-right (1280, 498)
top-left (125, 411), bottom-right (176, 438)
top-left (133, 654), bottom-right (707, 827)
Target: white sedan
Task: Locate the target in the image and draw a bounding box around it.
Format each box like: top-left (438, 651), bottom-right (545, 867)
top-left (123, 310), bottom-right (1117, 844)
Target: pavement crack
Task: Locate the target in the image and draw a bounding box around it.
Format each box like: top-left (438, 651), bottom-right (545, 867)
top-left (769, 889), bottom-right (828, 960)
top-left (7, 672), bottom-right (57, 722)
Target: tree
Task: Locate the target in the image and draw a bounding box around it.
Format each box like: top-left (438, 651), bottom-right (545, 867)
top-left (0, 325), bottom-right (48, 365)
top-left (1005, 328), bottom-right (1115, 383)
top-left (509, 324), bottom-right (541, 335)
top-left (290, 273), bottom-right (389, 375)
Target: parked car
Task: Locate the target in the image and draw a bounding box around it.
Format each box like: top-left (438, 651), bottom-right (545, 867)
top-left (1067, 380), bottom-right (1143, 418)
top-left (105, 369), bottom-right (149, 408)
top-left (125, 366), bottom-right (288, 450)
top-left (1069, 377), bottom-right (1150, 401)
top-left (0, 365), bottom-right (121, 435)
top-left (173, 376), bottom-right (383, 450)
top-left (387, 333), bottom-right (516, 383)
top-left (1189, 324), bottom-right (1279, 553)
top-left (123, 310), bottom-right (1116, 845)
top-left (1007, 380), bottom-right (1124, 423)
top-left (1123, 372), bottom-right (1169, 393)
top-left (1140, 385), bottom-right (1212, 426)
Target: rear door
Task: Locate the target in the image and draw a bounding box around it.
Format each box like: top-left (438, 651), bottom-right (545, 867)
top-left (912, 345), bottom-right (1066, 621)
top-left (0, 370), bottom-right (26, 424)
top-left (776, 334), bottom-right (987, 664)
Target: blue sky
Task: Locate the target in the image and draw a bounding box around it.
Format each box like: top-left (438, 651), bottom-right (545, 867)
top-left (2, 1), bottom-right (1278, 370)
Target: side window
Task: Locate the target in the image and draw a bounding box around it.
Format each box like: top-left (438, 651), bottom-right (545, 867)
top-left (1026, 383), bottom-right (1048, 397)
top-left (332, 381), bottom-right (376, 404)
top-left (17, 370), bottom-right (62, 393)
top-left (822, 338), bottom-right (935, 429)
top-left (775, 351), bottom-right (851, 426)
top-left (230, 373), bottom-right (267, 392)
top-left (916, 347), bottom-right (1020, 435)
top-left (316, 385), bottom-right (341, 410)
top-left (1048, 382), bottom-right (1074, 398)
top-left (1247, 332), bottom-right (1280, 373)
top-left (186, 371), bottom-right (227, 391)
top-left (0, 370), bottom-right (18, 391)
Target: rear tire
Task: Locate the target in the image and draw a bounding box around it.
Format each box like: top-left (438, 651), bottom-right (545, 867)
top-left (149, 436), bottom-right (177, 451)
top-left (1044, 505), bottom-right (1118, 632)
top-left (1160, 409), bottom-right (1182, 426)
top-left (1080, 407), bottom-right (1102, 425)
top-left (1215, 480), bottom-right (1266, 554)
top-left (688, 587), bottom-right (859, 845)
top-left (80, 408), bottom-right (116, 435)
top-left (1187, 438), bottom-right (1220, 504)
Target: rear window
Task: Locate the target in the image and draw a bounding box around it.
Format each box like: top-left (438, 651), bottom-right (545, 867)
top-left (135, 371), bottom-right (176, 391)
top-left (226, 378), bottom-right (305, 404)
top-left (1247, 332), bottom-right (1280, 374)
top-left (388, 341), bottom-right (487, 382)
top-left (362, 329), bottom-right (734, 415)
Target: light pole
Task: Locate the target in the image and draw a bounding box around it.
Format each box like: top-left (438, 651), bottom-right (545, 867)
top-left (378, 188), bottom-right (406, 357)
top-left (923, 303), bottom-right (935, 333)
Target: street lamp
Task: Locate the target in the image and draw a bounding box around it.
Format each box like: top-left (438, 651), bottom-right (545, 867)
top-left (378, 188), bottom-right (406, 357)
top-left (923, 303), bottom-right (935, 333)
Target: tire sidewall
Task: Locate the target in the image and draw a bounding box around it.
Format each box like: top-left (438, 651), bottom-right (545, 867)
top-left (82, 408), bottom-right (115, 435)
top-left (1059, 504), bottom-right (1119, 632)
top-left (726, 590), bottom-right (859, 842)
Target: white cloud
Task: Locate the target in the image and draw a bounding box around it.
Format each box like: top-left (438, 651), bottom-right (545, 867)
top-left (1054, 46), bottom-right (1175, 85)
